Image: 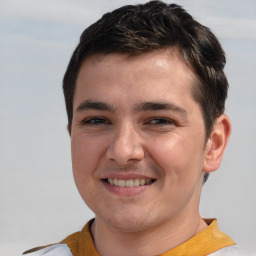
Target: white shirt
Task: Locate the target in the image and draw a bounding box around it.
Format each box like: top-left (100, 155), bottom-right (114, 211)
top-left (21, 244), bottom-right (72, 256)
top-left (22, 244), bottom-right (255, 256)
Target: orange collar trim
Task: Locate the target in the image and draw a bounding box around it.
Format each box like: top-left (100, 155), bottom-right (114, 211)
top-left (64, 219), bottom-right (235, 256)
top-left (159, 219), bottom-right (236, 256)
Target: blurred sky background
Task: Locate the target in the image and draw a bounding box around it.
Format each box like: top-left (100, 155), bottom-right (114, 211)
top-left (0, 0), bottom-right (255, 255)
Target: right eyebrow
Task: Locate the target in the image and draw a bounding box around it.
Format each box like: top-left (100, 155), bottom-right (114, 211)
top-left (75, 100), bottom-right (115, 112)
top-left (134, 101), bottom-right (187, 116)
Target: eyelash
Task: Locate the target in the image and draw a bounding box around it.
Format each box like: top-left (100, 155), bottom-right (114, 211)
top-left (146, 118), bottom-right (175, 126)
top-left (80, 117), bottom-right (110, 125)
top-left (79, 117), bottom-right (176, 127)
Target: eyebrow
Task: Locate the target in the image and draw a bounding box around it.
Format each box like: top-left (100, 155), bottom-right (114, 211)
top-left (76, 100), bottom-right (115, 112)
top-left (76, 100), bottom-right (187, 116)
top-left (134, 102), bottom-right (187, 115)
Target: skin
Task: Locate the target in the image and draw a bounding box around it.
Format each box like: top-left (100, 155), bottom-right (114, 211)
top-left (70, 50), bottom-right (231, 256)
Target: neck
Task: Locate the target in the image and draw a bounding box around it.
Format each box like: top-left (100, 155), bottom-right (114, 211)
top-left (91, 211), bottom-right (207, 256)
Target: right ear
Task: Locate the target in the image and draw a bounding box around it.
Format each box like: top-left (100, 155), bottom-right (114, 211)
top-left (202, 114), bottom-right (231, 173)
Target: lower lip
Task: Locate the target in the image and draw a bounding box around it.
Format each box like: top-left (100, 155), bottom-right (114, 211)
top-left (102, 181), bottom-right (152, 196)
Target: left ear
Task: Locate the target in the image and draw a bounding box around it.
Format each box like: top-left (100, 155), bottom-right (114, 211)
top-left (203, 114), bottom-right (231, 173)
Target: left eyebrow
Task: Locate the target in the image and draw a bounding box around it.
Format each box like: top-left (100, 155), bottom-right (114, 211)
top-left (134, 102), bottom-right (187, 116)
top-left (75, 100), bottom-right (115, 113)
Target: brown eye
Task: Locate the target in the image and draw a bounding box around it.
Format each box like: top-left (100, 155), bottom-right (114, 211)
top-left (148, 118), bottom-right (174, 125)
top-left (81, 117), bottom-right (110, 125)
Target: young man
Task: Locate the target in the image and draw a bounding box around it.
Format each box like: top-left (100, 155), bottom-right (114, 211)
top-left (22, 1), bottom-right (254, 256)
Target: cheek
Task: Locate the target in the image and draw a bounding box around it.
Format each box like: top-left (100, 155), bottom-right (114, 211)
top-left (148, 135), bottom-right (185, 169)
top-left (147, 134), bottom-right (204, 180)
top-left (71, 134), bottom-right (109, 208)
top-left (71, 135), bottom-right (106, 183)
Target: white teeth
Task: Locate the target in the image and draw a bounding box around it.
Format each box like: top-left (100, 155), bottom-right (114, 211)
top-left (107, 178), bottom-right (153, 187)
top-left (134, 179), bottom-right (140, 186)
top-left (125, 179), bottom-right (134, 187)
top-left (118, 179), bottom-right (126, 187)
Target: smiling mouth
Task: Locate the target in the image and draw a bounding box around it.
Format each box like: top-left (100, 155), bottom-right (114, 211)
top-left (104, 178), bottom-right (156, 187)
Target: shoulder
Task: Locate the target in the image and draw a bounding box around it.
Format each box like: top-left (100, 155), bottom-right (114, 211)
top-left (208, 245), bottom-right (256, 256)
top-left (21, 244), bottom-right (73, 256)
top-left (20, 231), bottom-right (80, 256)
top-left (20, 231), bottom-right (79, 256)
top-left (21, 219), bottom-right (94, 256)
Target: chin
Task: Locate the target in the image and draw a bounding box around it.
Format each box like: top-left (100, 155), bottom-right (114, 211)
top-left (109, 218), bottom-right (149, 232)
top-left (98, 209), bottom-right (157, 233)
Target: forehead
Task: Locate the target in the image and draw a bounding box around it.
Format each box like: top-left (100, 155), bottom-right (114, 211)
top-left (74, 50), bottom-right (197, 109)
top-left (79, 49), bottom-right (193, 77)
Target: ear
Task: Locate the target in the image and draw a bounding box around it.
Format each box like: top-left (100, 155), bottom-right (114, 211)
top-left (203, 114), bottom-right (231, 173)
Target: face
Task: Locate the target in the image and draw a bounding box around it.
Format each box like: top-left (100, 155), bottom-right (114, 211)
top-left (71, 50), bottom-right (208, 232)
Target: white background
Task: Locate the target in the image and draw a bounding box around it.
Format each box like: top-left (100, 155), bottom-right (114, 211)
top-left (0, 0), bottom-right (255, 255)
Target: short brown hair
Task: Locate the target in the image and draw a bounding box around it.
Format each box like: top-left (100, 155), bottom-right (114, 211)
top-left (63, 0), bottom-right (228, 140)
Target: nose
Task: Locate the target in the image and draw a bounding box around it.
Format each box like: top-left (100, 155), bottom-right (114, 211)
top-left (106, 123), bottom-right (144, 165)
